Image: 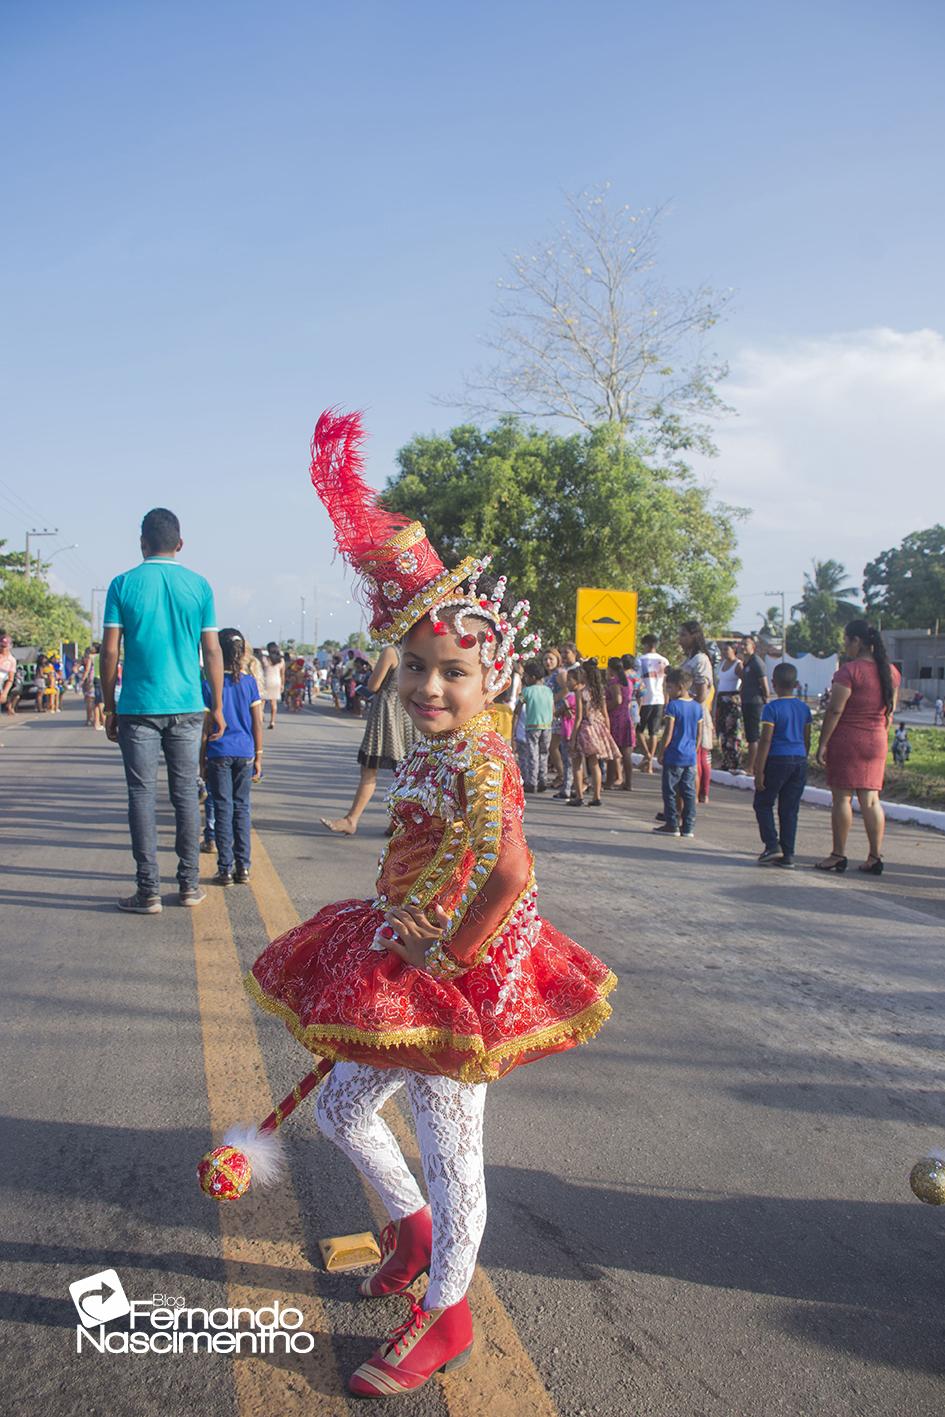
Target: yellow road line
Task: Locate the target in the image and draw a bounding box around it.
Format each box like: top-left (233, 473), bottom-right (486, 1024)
top-left (192, 866), bottom-right (351, 1415)
top-left (248, 830), bottom-right (559, 1417)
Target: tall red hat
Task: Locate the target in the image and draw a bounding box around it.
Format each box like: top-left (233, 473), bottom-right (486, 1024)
top-left (309, 409), bottom-right (476, 644)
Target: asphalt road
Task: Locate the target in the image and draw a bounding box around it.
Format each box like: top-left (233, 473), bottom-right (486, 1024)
top-left (2, 693), bottom-right (944, 1417)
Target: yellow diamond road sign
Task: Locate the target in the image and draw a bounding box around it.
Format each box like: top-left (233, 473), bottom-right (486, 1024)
top-left (575, 588), bottom-right (638, 665)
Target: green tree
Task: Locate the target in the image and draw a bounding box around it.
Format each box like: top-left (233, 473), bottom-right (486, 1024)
top-left (319, 639), bottom-right (342, 654)
top-left (382, 419), bottom-right (742, 645)
top-left (785, 559), bottom-right (859, 657)
top-left (0, 540), bottom-right (89, 646)
top-left (346, 630), bottom-right (372, 652)
top-left (863, 526), bottom-right (945, 628)
top-left (760, 604), bottom-right (783, 637)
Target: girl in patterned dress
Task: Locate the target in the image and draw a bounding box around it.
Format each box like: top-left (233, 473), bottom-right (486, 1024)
top-left (246, 410), bottom-right (616, 1398)
top-left (568, 661), bottom-right (619, 807)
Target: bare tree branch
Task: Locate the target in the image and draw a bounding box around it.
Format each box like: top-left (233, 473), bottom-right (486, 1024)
top-left (441, 185), bottom-right (734, 453)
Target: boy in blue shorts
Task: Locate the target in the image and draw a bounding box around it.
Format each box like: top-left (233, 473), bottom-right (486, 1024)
top-left (654, 668), bottom-right (702, 838)
top-left (753, 662), bottom-right (812, 868)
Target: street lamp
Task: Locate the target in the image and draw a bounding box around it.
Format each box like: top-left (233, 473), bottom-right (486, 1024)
top-left (47, 543), bottom-right (79, 561)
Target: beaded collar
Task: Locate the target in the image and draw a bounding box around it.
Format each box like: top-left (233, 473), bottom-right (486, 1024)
top-left (412, 711), bottom-right (495, 760)
top-left (386, 711), bottom-right (497, 821)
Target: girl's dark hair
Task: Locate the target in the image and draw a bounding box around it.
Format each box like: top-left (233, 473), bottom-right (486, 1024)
top-left (680, 619), bottom-right (709, 658)
top-left (219, 627), bottom-right (245, 681)
top-left (582, 659), bottom-right (607, 713)
top-left (608, 656), bottom-right (628, 687)
top-left (845, 619), bottom-right (895, 716)
top-left (567, 665), bottom-right (586, 685)
top-left (523, 657), bottom-right (543, 683)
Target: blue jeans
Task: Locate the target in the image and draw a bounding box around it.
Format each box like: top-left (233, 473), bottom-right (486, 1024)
top-left (662, 762), bottom-right (696, 833)
top-left (117, 713), bottom-right (204, 894)
top-left (522, 728), bottom-right (551, 790)
top-left (206, 756), bottom-right (254, 871)
top-left (753, 756), bottom-right (807, 856)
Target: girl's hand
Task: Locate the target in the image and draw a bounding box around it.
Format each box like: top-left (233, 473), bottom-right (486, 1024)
top-left (383, 903), bottom-right (451, 971)
top-left (815, 742), bottom-right (826, 767)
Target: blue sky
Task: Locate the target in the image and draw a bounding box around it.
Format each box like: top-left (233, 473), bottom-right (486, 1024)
top-left (2, 0), bottom-right (943, 645)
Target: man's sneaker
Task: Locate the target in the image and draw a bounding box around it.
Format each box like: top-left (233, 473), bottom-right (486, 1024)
top-left (212, 869), bottom-right (233, 887)
top-left (233, 865), bottom-right (250, 884)
top-left (681, 830), bottom-right (695, 839)
top-left (777, 854), bottom-right (796, 869)
top-left (117, 891), bottom-right (162, 914)
top-left (179, 886), bottom-right (207, 907)
top-left (652, 823), bottom-right (680, 836)
top-left (757, 848), bottom-right (781, 864)
top-left (200, 839), bottom-right (215, 854)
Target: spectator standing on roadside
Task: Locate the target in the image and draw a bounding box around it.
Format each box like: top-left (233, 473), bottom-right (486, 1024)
top-left (101, 507), bottom-right (224, 914)
top-left (892, 722), bottom-right (911, 765)
top-left (753, 662), bottom-right (811, 868)
top-left (715, 641), bottom-right (743, 772)
top-left (935, 695), bottom-right (944, 726)
top-left (653, 668), bottom-right (700, 838)
top-left (637, 634), bottom-right (670, 774)
top-left (78, 645), bottom-right (96, 726)
top-left (738, 634), bottom-right (770, 775)
top-left (260, 643), bottom-right (285, 729)
top-left (0, 630), bottom-right (20, 715)
top-left (201, 627), bottom-right (263, 887)
top-left (678, 621), bottom-right (715, 709)
top-left (515, 658), bottom-right (555, 794)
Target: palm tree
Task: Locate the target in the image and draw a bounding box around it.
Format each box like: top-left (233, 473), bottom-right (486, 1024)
top-left (791, 560), bottom-right (860, 621)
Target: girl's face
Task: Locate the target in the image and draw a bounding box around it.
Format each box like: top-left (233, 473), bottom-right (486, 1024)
top-left (542, 651), bottom-right (559, 673)
top-left (399, 616), bottom-right (495, 736)
top-left (678, 627), bottom-right (693, 653)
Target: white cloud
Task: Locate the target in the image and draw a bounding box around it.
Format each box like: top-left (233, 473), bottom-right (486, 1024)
top-left (693, 328), bottom-right (945, 627)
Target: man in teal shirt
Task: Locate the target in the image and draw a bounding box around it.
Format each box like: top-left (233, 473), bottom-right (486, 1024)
top-left (101, 508), bottom-right (225, 913)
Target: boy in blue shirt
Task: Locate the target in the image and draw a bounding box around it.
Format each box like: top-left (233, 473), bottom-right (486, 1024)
top-left (654, 668), bottom-right (702, 838)
top-left (753, 662), bottom-right (812, 868)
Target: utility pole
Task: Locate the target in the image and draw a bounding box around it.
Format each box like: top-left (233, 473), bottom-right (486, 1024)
top-left (25, 527), bottom-right (58, 581)
top-left (764, 590), bottom-right (788, 660)
top-left (300, 595), bottom-right (306, 647)
top-left (90, 587), bottom-right (107, 640)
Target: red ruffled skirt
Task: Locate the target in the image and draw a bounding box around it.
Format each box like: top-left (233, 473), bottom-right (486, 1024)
top-left (246, 899), bottom-right (616, 1083)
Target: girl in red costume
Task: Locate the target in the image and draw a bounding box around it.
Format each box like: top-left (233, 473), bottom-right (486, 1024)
top-left (246, 410), bottom-right (617, 1398)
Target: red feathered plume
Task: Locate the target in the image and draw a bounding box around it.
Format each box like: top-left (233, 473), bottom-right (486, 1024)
top-left (308, 407), bottom-right (449, 637)
top-left (309, 408), bottom-right (412, 562)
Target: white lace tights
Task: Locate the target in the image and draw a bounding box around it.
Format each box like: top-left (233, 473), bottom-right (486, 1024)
top-left (315, 1061), bottom-right (487, 1310)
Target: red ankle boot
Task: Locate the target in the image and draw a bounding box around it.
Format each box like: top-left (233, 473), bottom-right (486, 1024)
top-left (348, 1294), bottom-right (473, 1396)
top-left (359, 1205), bottom-right (432, 1298)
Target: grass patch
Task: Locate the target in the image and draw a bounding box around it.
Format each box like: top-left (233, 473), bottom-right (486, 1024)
top-left (804, 720), bottom-right (945, 809)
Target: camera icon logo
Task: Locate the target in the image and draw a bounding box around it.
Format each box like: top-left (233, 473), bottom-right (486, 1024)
top-left (69, 1270), bottom-right (131, 1327)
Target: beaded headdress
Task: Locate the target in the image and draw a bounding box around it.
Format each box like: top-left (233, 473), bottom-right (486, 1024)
top-left (309, 408), bottom-right (539, 693)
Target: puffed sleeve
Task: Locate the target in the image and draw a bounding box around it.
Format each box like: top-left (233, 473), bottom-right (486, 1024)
top-left (426, 748), bottom-right (533, 976)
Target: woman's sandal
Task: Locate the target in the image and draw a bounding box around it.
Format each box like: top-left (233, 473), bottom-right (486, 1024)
top-left (814, 853), bottom-right (848, 873)
top-left (858, 856), bottom-right (884, 876)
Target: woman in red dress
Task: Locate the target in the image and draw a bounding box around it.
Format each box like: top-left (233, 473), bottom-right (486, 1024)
top-left (815, 619), bottom-right (900, 876)
top-left (246, 410), bottom-right (616, 1397)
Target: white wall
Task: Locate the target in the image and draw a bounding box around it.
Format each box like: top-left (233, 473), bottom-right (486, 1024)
top-left (762, 652), bottom-right (838, 697)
